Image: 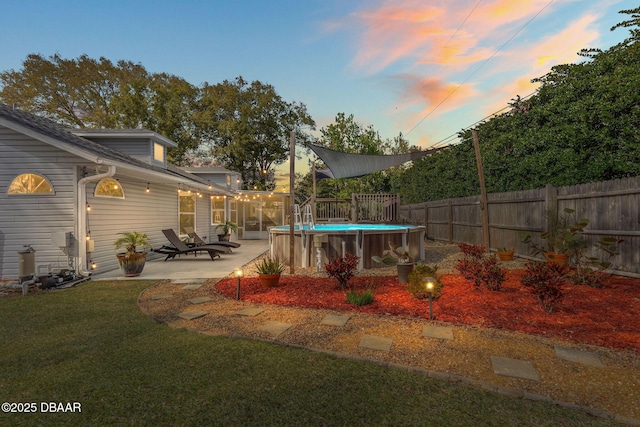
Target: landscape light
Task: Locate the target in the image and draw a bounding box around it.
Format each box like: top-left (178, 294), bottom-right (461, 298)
top-left (235, 269), bottom-right (243, 300)
top-left (423, 276), bottom-right (435, 320)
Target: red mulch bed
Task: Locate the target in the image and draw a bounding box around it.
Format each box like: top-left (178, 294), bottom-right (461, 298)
top-left (215, 271), bottom-right (640, 353)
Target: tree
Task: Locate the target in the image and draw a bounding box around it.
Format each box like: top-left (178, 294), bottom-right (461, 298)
top-left (194, 76), bottom-right (315, 190)
top-left (0, 53), bottom-right (199, 164)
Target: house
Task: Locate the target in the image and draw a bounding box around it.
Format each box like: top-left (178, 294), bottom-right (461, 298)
top-left (0, 104), bottom-right (290, 280)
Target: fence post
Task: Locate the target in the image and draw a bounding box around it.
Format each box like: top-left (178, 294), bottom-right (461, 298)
top-left (351, 194), bottom-right (358, 222)
top-left (424, 203), bottom-right (429, 237)
top-left (545, 184), bottom-right (558, 232)
top-left (472, 130), bottom-right (490, 248)
top-left (448, 200), bottom-right (453, 243)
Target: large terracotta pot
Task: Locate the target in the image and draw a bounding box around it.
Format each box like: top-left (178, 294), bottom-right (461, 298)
top-left (544, 252), bottom-right (567, 265)
top-left (116, 252), bottom-right (147, 277)
top-left (259, 273), bottom-right (281, 288)
top-left (397, 263), bottom-right (414, 284)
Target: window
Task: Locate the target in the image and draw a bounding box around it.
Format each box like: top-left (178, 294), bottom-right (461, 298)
top-left (153, 142), bottom-right (165, 163)
top-left (8, 173), bottom-right (54, 195)
top-left (211, 196), bottom-right (225, 224)
top-left (95, 178), bottom-right (124, 198)
top-left (179, 191), bottom-right (196, 235)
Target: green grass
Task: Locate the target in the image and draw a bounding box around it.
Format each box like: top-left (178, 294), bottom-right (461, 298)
top-left (0, 281), bottom-right (621, 426)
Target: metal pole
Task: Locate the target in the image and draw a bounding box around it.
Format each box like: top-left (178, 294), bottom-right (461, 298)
top-left (289, 131), bottom-right (295, 274)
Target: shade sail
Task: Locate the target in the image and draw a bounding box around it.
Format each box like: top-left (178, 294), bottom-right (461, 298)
top-left (307, 143), bottom-right (437, 179)
top-left (315, 168), bottom-right (335, 180)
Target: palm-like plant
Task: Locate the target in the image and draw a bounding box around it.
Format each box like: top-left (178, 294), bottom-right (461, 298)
top-left (114, 231), bottom-right (151, 258)
top-left (215, 221), bottom-right (238, 236)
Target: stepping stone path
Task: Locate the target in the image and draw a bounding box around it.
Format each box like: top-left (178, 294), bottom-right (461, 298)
top-left (189, 296), bottom-right (213, 305)
top-left (172, 278), bottom-right (207, 284)
top-left (555, 346), bottom-right (604, 368)
top-left (359, 334), bottom-right (393, 352)
top-left (423, 325), bottom-right (454, 340)
top-left (177, 310), bottom-right (208, 320)
top-left (154, 284), bottom-right (623, 412)
top-left (491, 356), bottom-right (540, 382)
top-left (235, 307), bottom-right (266, 317)
top-left (320, 314), bottom-right (351, 327)
top-left (258, 321), bottom-right (292, 336)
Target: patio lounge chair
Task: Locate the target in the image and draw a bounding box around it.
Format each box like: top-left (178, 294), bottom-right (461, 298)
top-left (154, 229), bottom-right (231, 261)
top-left (186, 229), bottom-right (241, 250)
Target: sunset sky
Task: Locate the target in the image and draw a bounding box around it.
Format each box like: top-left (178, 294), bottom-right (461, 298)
top-left (1, 0), bottom-right (636, 187)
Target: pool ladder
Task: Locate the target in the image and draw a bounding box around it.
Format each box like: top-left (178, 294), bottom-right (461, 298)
top-left (293, 204), bottom-right (314, 229)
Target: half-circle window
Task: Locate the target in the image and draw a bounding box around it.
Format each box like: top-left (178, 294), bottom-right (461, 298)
top-left (8, 173), bottom-right (54, 195)
top-left (95, 178), bottom-right (125, 198)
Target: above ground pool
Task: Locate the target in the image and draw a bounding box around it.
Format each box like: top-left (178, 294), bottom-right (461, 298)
top-left (269, 223), bottom-right (425, 270)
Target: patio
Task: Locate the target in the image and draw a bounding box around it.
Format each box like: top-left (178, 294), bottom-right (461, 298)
top-left (93, 240), bottom-right (269, 281)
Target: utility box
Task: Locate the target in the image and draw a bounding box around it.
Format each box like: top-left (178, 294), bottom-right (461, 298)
top-left (52, 231), bottom-right (73, 248)
top-left (18, 245), bottom-right (36, 280)
top-left (86, 238), bottom-right (95, 253)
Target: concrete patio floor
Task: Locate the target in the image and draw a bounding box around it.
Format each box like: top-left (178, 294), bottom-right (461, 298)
top-left (92, 239), bottom-right (269, 281)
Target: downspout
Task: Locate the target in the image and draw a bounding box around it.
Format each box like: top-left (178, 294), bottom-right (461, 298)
top-left (77, 164), bottom-right (116, 276)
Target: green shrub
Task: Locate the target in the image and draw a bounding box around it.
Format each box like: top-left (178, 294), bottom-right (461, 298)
top-left (346, 289), bottom-right (375, 306)
top-left (407, 264), bottom-right (444, 299)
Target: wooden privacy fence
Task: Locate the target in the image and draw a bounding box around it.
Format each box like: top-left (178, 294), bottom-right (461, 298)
top-left (399, 176), bottom-right (640, 276)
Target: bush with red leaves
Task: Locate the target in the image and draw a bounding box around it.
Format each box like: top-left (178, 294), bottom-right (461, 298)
top-left (325, 253), bottom-right (360, 289)
top-left (521, 262), bottom-right (569, 313)
top-left (456, 243), bottom-right (505, 290)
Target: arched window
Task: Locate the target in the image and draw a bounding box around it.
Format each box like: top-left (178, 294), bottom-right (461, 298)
top-left (95, 178), bottom-right (125, 198)
top-left (8, 173), bottom-right (54, 195)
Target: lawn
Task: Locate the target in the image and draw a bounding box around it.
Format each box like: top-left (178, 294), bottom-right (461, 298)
top-left (0, 280), bottom-right (623, 426)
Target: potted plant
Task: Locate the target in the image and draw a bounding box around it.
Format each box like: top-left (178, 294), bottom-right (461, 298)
top-left (371, 241), bottom-right (414, 284)
top-left (114, 231), bottom-right (152, 277)
top-left (520, 208), bottom-right (588, 265)
top-left (496, 247), bottom-right (514, 261)
top-left (256, 256), bottom-right (286, 287)
top-left (215, 220), bottom-right (238, 242)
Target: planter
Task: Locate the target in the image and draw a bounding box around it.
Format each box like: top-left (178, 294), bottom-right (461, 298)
top-left (218, 234), bottom-right (230, 242)
top-left (116, 252), bottom-right (147, 277)
top-left (497, 250), bottom-right (514, 261)
top-left (397, 263), bottom-right (414, 284)
top-left (259, 273), bottom-right (281, 288)
top-left (544, 252), bottom-right (567, 265)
